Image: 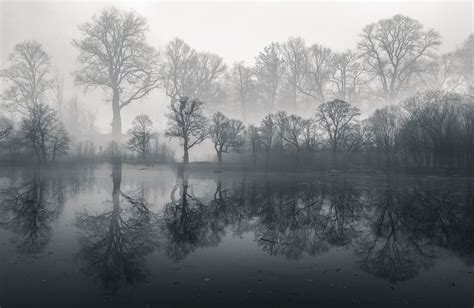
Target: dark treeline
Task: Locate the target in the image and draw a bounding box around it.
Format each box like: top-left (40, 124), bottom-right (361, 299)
top-left (1, 165), bottom-right (472, 289)
top-left (0, 7), bottom-right (472, 171)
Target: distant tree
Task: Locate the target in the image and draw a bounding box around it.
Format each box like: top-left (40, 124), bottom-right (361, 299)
top-left (282, 37), bottom-right (307, 108)
top-left (127, 114), bottom-right (155, 161)
top-left (0, 41), bottom-right (53, 114)
top-left (358, 14), bottom-right (441, 104)
top-left (454, 34), bottom-right (474, 94)
top-left (301, 118), bottom-right (318, 153)
top-left (230, 62), bottom-right (255, 120)
top-left (254, 42), bottom-right (284, 111)
top-left (73, 7), bottom-right (160, 141)
top-left (20, 103), bottom-right (70, 162)
top-left (165, 97), bottom-right (208, 165)
top-left (331, 50), bottom-right (366, 103)
top-left (274, 111), bottom-right (289, 159)
top-left (209, 112), bottom-right (245, 166)
top-left (316, 99), bottom-right (360, 162)
top-left (161, 38), bottom-right (226, 104)
top-left (0, 116), bottom-right (13, 141)
top-left (299, 43), bottom-right (334, 104)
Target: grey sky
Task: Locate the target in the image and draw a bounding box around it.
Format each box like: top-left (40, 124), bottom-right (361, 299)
top-left (1, 1), bottom-right (472, 134)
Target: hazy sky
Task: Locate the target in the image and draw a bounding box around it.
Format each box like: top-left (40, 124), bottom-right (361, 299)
top-left (0, 1), bottom-right (473, 135)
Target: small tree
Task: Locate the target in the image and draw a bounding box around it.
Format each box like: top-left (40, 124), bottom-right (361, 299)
top-left (317, 99), bottom-right (360, 163)
top-left (165, 97), bottom-right (208, 165)
top-left (282, 114), bottom-right (304, 161)
top-left (20, 103), bottom-right (70, 162)
top-left (127, 114), bottom-right (155, 161)
top-left (247, 124), bottom-right (260, 168)
top-left (209, 112), bottom-right (245, 166)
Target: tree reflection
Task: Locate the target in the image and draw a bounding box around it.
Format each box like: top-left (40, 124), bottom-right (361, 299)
top-left (163, 172), bottom-right (223, 261)
top-left (0, 170), bottom-right (65, 254)
top-left (75, 160), bottom-right (160, 293)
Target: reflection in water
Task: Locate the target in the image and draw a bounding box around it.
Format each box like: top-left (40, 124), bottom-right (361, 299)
top-left (1, 164), bottom-right (472, 291)
top-left (75, 161), bottom-right (160, 293)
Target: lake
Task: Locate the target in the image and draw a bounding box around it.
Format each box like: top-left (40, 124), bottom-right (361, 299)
top-left (0, 163), bottom-right (473, 307)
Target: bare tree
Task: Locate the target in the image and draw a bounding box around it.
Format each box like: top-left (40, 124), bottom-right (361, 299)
top-left (454, 34), bottom-right (474, 94)
top-left (230, 62), bottom-right (255, 120)
top-left (254, 42), bottom-right (284, 111)
top-left (165, 97), bottom-right (208, 165)
top-left (282, 37), bottom-right (307, 108)
top-left (301, 118), bottom-right (318, 153)
top-left (369, 106), bottom-right (404, 166)
top-left (247, 124), bottom-right (260, 168)
top-left (0, 41), bottom-right (53, 114)
top-left (210, 112), bottom-right (245, 166)
top-left (281, 114), bottom-right (305, 161)
top-left (20, 103), bottom-right (70, 162)
top-left (358, 14), bottom-right (441, 104)
top-left (161, 38), bottom-right (226, 104)
top-left (331, 50), bottom-right (366, 103)
top-left (317, 99), bottom-right (360, 162)
top-left (299, 43), bottom-right (334, 104)
top-left (73, 7), bottom-right (160, 141)
top-left (259, 114), bottom-right (276, 156)
top-left (127, 114), bottom-right (155, 161)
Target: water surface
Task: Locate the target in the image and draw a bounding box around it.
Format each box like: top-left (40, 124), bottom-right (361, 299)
top-left (0, 163), bottom-right (473, 307)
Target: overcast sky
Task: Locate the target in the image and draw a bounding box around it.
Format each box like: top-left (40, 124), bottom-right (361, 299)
top-left (0, 1), bottom-right (473, 134)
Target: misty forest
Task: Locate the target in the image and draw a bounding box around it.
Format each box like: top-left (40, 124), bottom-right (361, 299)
top-left (0, 3), bottom-right (473, 308)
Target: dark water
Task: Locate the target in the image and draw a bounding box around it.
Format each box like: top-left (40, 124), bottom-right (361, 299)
top-left (0, 163), bottom-right (473, 308)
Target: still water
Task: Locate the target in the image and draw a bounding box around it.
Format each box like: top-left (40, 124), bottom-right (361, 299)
top-left (0, 163), bottom-right (473, 307)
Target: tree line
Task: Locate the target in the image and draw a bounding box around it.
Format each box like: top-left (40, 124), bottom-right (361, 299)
top-left (0, 6), bottom-right (472, 169)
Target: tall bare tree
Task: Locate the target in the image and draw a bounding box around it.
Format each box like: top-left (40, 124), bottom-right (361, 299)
top-left (331, 50), bottom-right (366, 103)
top-left (454, 34), bottom-right (474, 94)
top-left (254, 42), bottom-right (284, 111)
top-left (0, 41), bottom-right (52, 114)
top-left (358, 14), bottom-right (441, 104)
top-left (282, 37), bottom-right (307, 109)
top-left (230, 62), bottom-right (255, 120)
top-left (165, 97), bottom-right (208, 165)
top-left (73, 7), bottom-right (160, 141)
top-left (299, 43), bottom-right (334, 104)
top-left (209, 112), bottom-right (245, 166)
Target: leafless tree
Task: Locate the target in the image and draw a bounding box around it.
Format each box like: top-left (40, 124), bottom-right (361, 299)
top-left (127, 114), bottom-right (155, 161)
top-left (301, 118), bottom-right (318, 153)
top-left (282, 114), bottom-right (305, 160)
top-left (282, 37), bottom-right (307, 108)
top-left (230, 62), bottom-right (255, 120)
top-left (331, 50), bottom-right (366, 103)
top-left (210, 112), bottom-right (245, 166)
top-left (254, 42), bottom-right (284, 111)
top-left (161, 38), bottom-right (226, 104)
top-left (73, 7), bottom-right (160, 141)
top-left (165, 97), bottom-right (208, 165)
top-left (274, 111), bottom-right (289, 159)
top-left (454, 34), bottom-right (474, 94)
top-left (247, 124), bottom-right (260, 168)
top-left (259, 114), bottom-right (276, 157)
top-left (358, 14), bottom-right (441, 104)
top-left (0, 41), bottom-right (53, 114)
top-left (317, 99), bottom-right (361, 162)
top-left (299, 44), bottom-right (334, 104)
top-left (20, 103), bottom-right (70, 162)
top-left (369, 106), bottom-right (404, 166)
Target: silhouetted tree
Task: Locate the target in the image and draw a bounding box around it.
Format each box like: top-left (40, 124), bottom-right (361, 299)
top-left (254, 42), bottom-right (284, 111)
top-left (73, 7), bottom-right (160, 141)
top-left (165, 97), bottom-right (208, 165)
top-left (127, 114), bottom-right (155, 161)
top-left (0, 116), bottom-right (13, 141)
top-left (209, 112), bottom-right (245, 166)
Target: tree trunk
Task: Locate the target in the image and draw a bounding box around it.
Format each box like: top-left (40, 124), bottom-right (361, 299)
top-left (183, 138), bottom-right (189, 166)
top-left (217, 150), bottom-right (223, 167)
top-left (112, 86), bottom-right (122, 142)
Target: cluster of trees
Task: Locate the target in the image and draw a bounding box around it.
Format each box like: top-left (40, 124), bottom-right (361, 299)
top-left (1, 6), bottom-right (472, 168)
top-left (161, 91), bottom-right (472, 171)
